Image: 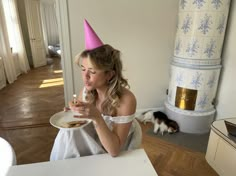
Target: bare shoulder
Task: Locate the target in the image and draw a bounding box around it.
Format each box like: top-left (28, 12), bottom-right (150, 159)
top-left (116, 88), bottom-right (136, 116)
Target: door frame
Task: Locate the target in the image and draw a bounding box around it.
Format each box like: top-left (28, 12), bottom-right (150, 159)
top-left (55, 0), bottom-right (74, 105)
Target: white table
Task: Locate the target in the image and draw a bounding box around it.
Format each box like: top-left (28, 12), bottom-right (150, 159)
top-left (6, 149), bottom-right (158, 176)
top-left (206, 118), bottom-right (236, 176)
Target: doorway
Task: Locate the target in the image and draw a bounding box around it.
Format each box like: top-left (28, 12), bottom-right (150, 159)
top-left (0, 0), bottom-right (66, 165)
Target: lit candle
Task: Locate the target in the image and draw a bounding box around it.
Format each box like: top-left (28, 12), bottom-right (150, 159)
top-left (73, 94), bottom-right (77, 104)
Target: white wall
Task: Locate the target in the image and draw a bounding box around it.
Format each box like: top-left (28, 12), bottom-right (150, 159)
top-left (216, 1), bottom-right (236, 119)
top-left (67, 0), bottom-right (178, 110)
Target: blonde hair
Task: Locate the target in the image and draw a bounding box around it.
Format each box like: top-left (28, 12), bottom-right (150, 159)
top-left (75, 44), bottom-right (129, 116)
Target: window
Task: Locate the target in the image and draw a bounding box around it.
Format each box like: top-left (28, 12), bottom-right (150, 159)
top-left (2, 0), bottom-right (18, 53)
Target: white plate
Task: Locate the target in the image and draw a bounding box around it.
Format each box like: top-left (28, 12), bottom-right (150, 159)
top-left (50, 111), bottom-right (92, 130)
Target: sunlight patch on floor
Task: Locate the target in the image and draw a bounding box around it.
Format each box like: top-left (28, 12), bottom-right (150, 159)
top-left (39, 78), bottom-right (64, 88)
top-left (42, 78), bottom-right (63, 83)
top-left (54, 70), bottom-right (63, 73)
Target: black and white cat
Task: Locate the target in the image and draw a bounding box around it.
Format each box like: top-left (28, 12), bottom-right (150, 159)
top-left (153, 111), bottom-right (179, 135)
top-left (142, 111), bottom-right (179, 135)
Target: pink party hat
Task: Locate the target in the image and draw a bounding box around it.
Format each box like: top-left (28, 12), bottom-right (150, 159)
top-left (84, 19), bottom-right (103, 50)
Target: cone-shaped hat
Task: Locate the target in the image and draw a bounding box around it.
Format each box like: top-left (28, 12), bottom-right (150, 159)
top-left (84, 19), bottom-right (103, 50)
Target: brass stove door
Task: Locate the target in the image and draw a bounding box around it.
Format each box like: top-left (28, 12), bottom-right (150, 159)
top-left (175, 87), bottom-right (198, 110)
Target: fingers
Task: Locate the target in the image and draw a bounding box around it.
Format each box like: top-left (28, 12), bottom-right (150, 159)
top-left (80, 106), bottom-right (86, 111)
top-left (74, 114), bottom-right (88, 119)
top-left (77, 101), bottom-right (89, 107)
top-left (73, 108), bottom-right (90, 118)
top-left (68, 100), bottom-right (92, 117)
top-left (77, 106), bottom-right (87, 112)
top-left (71, 104), bottom-right (89, 115)
top-left (69, 100), bottom-right (84, 107)
top-left (63, 107), bottom-right (71, 112)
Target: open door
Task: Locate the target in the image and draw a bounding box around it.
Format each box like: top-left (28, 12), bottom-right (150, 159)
top-left (25, 0), bottom-right (46, 68)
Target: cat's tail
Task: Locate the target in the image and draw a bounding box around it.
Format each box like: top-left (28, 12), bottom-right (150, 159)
top-left (136, 110), bottom-right (153, 123)
top-left (141, 110), bottom-right (152, 115)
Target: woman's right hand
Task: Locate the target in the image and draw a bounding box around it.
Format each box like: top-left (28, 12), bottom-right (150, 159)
top-left (68, 100), bottom-right (83, 113)
top-left (69, 101), bottom-right (102, 121)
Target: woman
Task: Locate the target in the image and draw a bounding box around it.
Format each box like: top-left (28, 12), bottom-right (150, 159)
top-left (50, 20), bottom-right (141, 160)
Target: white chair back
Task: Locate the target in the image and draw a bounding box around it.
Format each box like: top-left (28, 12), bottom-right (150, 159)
top-left (121, 119), bottom-right (142, 151)
top-left (0, 137), bottom-right (17, 176)
top-left (128, 119), bottom-right (142, 150)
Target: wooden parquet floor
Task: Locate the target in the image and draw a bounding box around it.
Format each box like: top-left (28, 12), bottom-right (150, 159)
top-left (0, 57), bottom-right (64, 129)
top-left (0, 57), bottom-right (218, 176)
top-left (141, 123), bottom-right (218, 176)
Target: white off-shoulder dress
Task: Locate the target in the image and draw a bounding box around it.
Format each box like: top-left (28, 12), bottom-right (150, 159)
top-left (50, 113), bottom-right (142, 161)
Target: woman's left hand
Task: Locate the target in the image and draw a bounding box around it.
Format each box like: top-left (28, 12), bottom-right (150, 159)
top-left (71, 101), bottom-right (102, 120)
